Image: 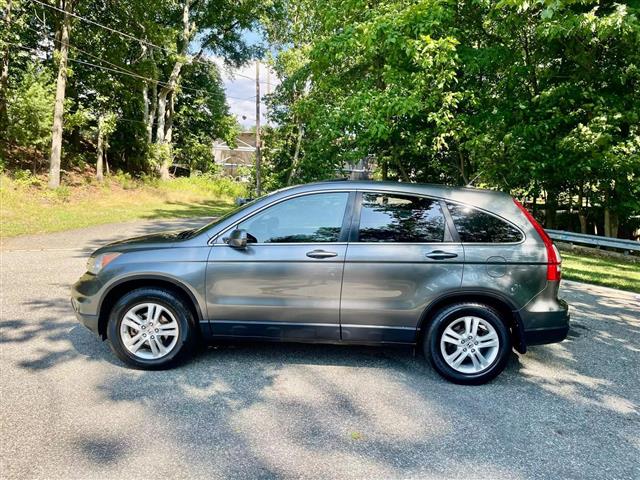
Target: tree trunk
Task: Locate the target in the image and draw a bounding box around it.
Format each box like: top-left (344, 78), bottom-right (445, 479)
top-left (155, 85), bottom-right (171, 180)
top-left (96, 116), bottom-right (104, 182)
top-left (610, 212), bottom-right (619, 238)
top-left (544, 192), bottom-right (557, 229)
top-left (578, 214), bottom-right (588, 234)
top-left (603, 208), bottom-right (618, 238)
top-left (143, 82), bottom-right (149, 133)
top-left (165, 91), bottom-right (174, 144)
top-left (458, 149), bottom-right (468, 185)
top-left (154, 0), bottom-right (191, 179)
top-left (147, 82), bottom-right (157, 144)
top-left (604, 207), bottom-right (611, 237)
top-left (577, 186), bottom-right (588, 234)
top-left (48, 0), bottom-right (74, 189)
top-left (392, 147), bottom-right (409, 182)
top-left (0, 0), bottom-right (12, 140)
top-left (156, 88), bottom-right (168, 144)
top-left (287, 121), bottom-right (304, 186)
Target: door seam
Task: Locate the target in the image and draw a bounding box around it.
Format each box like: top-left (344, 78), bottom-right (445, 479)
top-left (338, 242), bottom-right (349, 340)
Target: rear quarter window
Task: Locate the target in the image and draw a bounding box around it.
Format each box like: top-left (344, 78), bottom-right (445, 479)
top-left (446, 203), bottom-right (523, 243)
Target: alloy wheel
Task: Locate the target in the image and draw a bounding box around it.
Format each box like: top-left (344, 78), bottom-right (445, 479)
top-left (439, 316), bottom-right (500, 374)
top-left (119, 303), bottom-right (180, 360)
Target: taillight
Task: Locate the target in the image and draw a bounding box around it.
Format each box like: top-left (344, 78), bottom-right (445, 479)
top-left (513, 199), bottom-right (562, 281)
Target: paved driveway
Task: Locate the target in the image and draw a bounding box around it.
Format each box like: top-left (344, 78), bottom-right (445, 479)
top-left (1, 219), bottom-right (639, 479)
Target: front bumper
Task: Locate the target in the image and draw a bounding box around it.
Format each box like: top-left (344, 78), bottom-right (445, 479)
top-left (70, 273), bottom-right (103, 336)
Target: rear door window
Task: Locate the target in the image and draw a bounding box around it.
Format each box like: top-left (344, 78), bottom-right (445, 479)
top-left (358, 193), bottom-right (445, 242)
top-left (446, 203), bottom-right (523, 243)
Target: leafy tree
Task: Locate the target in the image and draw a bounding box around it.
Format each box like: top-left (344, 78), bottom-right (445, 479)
top-left (265, 0), bottom-right (640, 237)
top-left (6, 65), bottom-right (54, 156)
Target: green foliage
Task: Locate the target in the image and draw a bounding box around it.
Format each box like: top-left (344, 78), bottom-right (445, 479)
top-left (162, 173), bottom-right (248, 199)
top-left (111, 170), bottom-right (137, 190)
top-left (6, 66), bottom-right (54, 153)
top-left (264, 0), bottom-right (640, 236)
top-left (172, 62), bottom-right (240, 172)
top-left (146, 143), bottom-right (172, 173)
top-left (13, 168), bottom-right (42, 187)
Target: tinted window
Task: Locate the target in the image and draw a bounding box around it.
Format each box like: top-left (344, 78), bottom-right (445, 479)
top-left (358, 193), bottom-right (445, 243)
top-left (238, 192), bottom-right (349, 243)
top-left (447, 203), bottom-right (522, 243)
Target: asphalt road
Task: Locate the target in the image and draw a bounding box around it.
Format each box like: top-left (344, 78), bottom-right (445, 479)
top-left (1, 219), bottom-right (639, 480)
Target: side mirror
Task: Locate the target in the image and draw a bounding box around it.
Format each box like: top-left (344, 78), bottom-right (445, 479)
top-left (227, 229), bottom-right (248, 249)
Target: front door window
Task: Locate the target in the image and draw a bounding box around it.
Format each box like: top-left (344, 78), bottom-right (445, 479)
top-left (237, 192), bottom-right (349, 243)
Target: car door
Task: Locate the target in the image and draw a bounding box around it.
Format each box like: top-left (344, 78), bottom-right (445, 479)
top-left (205, 191), bottom-right (354, 341)
top-left (340, 191), bottom-right (464, 343)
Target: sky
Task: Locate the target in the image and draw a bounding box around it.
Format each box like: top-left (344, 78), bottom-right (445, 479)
top-left (211, 58), bottom-right (278, 130)
top-left (209, 30), bottom-right (279, 130)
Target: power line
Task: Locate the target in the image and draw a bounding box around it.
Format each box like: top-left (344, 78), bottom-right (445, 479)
top-left (29, 0), bottom-right (275, 87)
top-left (231, 71), bottom-right (273, 86)
top-left (13, 29), bottom-right (257, 101)
top-left (8, 43), bottom-right (254, 128)
top-left (28, 0), bottom-right (178, 56)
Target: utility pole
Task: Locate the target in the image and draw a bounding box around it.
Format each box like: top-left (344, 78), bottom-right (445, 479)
top-left (265, 64), bottom-right (271, 124)
top-left (255, 60), bottom-right (261, 197)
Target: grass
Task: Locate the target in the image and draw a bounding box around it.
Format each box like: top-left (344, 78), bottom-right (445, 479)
top-left (561, 251), bottom-right (640, 293)
top-left (0, 172), bottom-right (246, 238)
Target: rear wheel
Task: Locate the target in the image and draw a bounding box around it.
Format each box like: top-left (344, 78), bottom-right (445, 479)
top-left (107, 287), bottom-right (195, 369)
top-left (424, 303), bottom-right (511, 385)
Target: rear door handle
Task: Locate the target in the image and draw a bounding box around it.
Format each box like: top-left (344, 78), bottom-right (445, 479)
top-left (306, 249), bottom-right (338, 259)
top-left (425, 250), bottom-right (458, 260)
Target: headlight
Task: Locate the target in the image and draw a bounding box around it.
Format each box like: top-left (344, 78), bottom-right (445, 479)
top-left (87, 252), bottom-right (121, 275)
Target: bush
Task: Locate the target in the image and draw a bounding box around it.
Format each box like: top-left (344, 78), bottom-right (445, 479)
top-left (149, 172), bottom-right (246, 198)
top-left (7, 67), bottom-right (55, 154)
top-left (13, 169), bottom-right (42, 187)
top-left (111, 170), bottom-right (139, 190)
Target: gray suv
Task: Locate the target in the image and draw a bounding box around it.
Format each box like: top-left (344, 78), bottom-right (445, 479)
top-left (71, 181), bottom-right (569, 384)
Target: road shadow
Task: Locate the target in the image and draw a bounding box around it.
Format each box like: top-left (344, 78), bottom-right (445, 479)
top-left (2, 280), bottom-right (638, 478)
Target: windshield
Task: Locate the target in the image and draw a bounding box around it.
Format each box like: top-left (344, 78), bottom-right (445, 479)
top-left (191, 195), bottom-right (265, 237)
top-left (190, 185), bottom-right (303, 238)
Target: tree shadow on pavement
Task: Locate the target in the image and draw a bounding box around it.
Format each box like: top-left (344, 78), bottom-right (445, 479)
top-left (3, 279), bottom-right (638, 478)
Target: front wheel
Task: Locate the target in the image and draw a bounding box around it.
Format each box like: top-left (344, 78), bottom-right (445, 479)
top-left (424, 303), bottom-right (511, 385)
top-left (107, 287), bottom-right (195, 369)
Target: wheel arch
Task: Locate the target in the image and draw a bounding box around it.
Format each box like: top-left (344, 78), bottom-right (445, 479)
top-left (417, 291), bottom-right (526, 353)
top-left (97, 275), bottom-right (204, 340)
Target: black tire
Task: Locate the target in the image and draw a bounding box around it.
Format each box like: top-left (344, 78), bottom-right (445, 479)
top-left (423, 303), bottom-right (511, 385)
top-left (107, 287), bottom-right (196, 369)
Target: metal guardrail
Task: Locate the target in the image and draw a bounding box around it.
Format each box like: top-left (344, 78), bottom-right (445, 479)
top-left (547, 229), bottom-right (640, 252)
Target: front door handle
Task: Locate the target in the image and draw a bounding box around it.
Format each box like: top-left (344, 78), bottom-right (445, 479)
top-left (425, 250), bottom-right (458, 260)
top-left (306, 249), bottom-right (338, 259)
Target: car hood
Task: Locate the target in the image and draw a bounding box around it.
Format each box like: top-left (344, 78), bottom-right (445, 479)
top-left (93, 229), bottom-right (192, 254)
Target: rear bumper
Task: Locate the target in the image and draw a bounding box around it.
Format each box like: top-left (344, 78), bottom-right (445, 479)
top-left (523, 324), bottom-right (570, 346)
top-left (519, 295), bottom-right (570, 348)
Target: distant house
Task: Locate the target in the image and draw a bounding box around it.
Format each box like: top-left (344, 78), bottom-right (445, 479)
top-left (340, 154), bottom-right (376, 180)
top-left (213, 132), bottom-right (376, 181)
top-left (212, 132), bottom-right (256, 179)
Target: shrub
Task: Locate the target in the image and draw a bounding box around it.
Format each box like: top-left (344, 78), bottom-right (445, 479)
top-left (7, 67), bottom-right (55, 154)
top-left (13, 169), bottom-right (42, 187)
